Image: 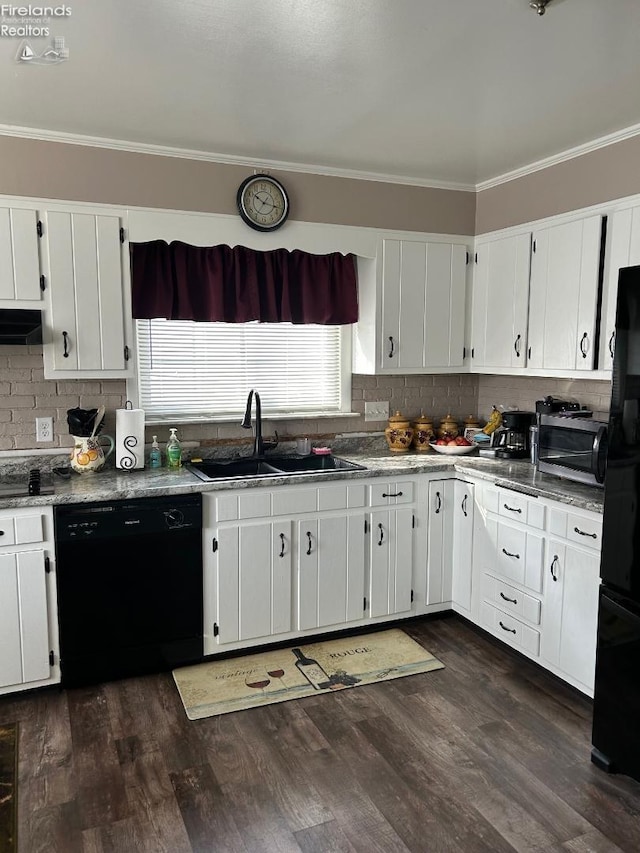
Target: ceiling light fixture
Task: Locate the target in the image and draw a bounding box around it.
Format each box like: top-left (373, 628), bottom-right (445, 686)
top-left (530, 0), bottom-right (552, 15)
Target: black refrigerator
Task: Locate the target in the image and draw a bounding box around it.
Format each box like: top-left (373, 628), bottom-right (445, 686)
top-left (592, 263), bottom-right (640, 781)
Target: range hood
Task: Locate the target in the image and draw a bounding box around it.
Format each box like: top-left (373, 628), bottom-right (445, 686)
top-left (0, 309), bottom-right (43, 345)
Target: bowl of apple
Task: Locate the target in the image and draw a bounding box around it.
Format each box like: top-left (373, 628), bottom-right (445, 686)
top-left (429, 436), bottom-right (477, 455)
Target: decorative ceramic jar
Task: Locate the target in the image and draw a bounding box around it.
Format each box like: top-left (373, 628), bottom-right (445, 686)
top-left (412, 412), bottom-right (436, 452)
top-left (385, 411), bottom-right (414, 453)
top-left (437, 412), bottom-right (460, 440)
top-left (463, 414), bottom-right (481, 430)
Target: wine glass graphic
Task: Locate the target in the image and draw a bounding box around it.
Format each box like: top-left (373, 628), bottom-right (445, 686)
top-left (266, 667), bottom-right (288, 690)
top-left (245, 675), bottom-right (271, 696)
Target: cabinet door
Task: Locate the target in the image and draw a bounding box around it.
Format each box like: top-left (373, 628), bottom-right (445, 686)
top-left (599, 205), bottom-right (640, 370)
top-left (0, 207), bottom-right (41, 303)
top-left (452, 480), bottom-right (474, 613)
top-left (426, 480), bottom-right (454, 605)
top-left (369, 508), bottom-right (413, 617)
top-left (473, 234), bottom-right (531, 369)
top-left (43, 210), bottom-right (130, 376)
top-left (0, 550), bottom-right (50, 688)
top-left (528, 216), bottom-right (602, 371)
top-left (380, 239), bottom-right (467, 371)
top-left (542, 539), bottom-right (600, 691)
top-left (297, 514), bottom-right (366, 631)
top-left (215, 521), bottom-right (293, 644)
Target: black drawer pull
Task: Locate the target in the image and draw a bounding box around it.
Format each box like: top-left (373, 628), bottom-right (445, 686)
top-left (0, 530), bottom-right (4, 536)
top-left (388, 336), bottom-right (395, 358)
top-left (499, 592), bottom-right (518, 604)
top-left (279, 532), bottom-right (285, 558)
top-left (499, 621), bottom-right (517, 634)
top-left (609, 331), bottom-right (615, 358)
top-left (550, 554), bottom-right (559, 581)
top-left (574, 526), bottom-right (597, 539)
top-left (435, 491), bottom-right (441, 514)
top-left (306, 531), bottom-right (313, 555)
top-left (503, 503), bottom-right (522, 514)
top-left (378, 523), bottom-right (384, 546)
top-left (382, 492), bottom-right (403, 498)
top-left (62, 330), bottom-right (70, 358)
top-left (461, 494), bottom-right (468, 517)
top-left (502, 548), bottom-right (520, 559)
top-left (580, 332), bottom-right (588, 358)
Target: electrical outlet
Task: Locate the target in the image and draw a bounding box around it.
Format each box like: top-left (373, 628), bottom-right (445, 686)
top-left (36, 416), bottom-right (53, 443)
top-left (364, 401), bottom-right (389, 422)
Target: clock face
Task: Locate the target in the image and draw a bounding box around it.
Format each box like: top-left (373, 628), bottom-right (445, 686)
top-left (237, 175), bottom-right (289, 232)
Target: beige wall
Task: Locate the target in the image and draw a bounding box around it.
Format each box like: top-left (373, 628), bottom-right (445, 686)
top-left (0, 136), bottom-right (476, 236)
top-left (477, 375), bottom-right (612, 424)
top-left (476, 135), bottom-right (640, 235)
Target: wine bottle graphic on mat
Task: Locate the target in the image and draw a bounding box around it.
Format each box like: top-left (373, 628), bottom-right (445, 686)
top-left (292, 648), bottom-right (330, 690)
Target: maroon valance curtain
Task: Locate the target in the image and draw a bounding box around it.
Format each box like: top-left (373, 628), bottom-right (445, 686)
top-left (130, 241), bottom-right (358, 325)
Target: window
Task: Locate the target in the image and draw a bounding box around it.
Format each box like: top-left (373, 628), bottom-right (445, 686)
top-left (135, 319), bottom-right (351, 421)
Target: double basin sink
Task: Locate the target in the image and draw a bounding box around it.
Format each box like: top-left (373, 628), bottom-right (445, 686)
top-left (186, 454), bottom-right (366, 483)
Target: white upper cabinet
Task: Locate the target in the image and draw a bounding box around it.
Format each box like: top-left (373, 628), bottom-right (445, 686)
top-left (41, 208), bottom-right (133, 379)
top-left (354, 238), bottom-right (468, 374)
top-left (527, 215), bottom-right (603, 372)
top-left (599, 204), bottom-right (640, 371)
top-left (0, 206), bottom-right (42, 305)
top-left (471, 233), bottom-right (531, 369)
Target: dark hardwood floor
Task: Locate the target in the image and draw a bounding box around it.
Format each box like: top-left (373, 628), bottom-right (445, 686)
top-left (2, 616), bottom-right (640, 852)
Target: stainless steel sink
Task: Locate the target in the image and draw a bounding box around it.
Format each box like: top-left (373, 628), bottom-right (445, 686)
top-left (186, 454), bottom-right (366, 482)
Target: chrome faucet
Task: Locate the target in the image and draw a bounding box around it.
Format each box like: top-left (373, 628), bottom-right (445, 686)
top-left (241, 390), bottom-right (278, 457)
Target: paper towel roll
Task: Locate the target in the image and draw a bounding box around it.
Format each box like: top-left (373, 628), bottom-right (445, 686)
top-left (116, 405), bottom-right (145, 470)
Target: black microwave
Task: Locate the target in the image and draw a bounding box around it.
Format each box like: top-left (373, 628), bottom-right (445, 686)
top-left (537, 414), bottom-right (608, 487)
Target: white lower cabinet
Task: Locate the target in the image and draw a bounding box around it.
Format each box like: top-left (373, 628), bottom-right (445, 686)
top-left (541, 539), bottom-right (600, 692)
top-left (0, 507), bottom-right (60, 695)
top-left (426, 479), bottom-right (453, 605)
top-left (451, 480), bottom-right (474, 614)
top-left (203, 478), bottom-right (417, 654)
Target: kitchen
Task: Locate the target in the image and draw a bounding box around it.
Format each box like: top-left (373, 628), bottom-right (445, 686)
top-left (2, 1), bottom-right (640, 851)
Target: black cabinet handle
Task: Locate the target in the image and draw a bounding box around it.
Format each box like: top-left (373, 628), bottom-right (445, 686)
top-left (388, 336), bottom-right (395, 358)
top-left (609, 331), bottom-right (615, 358)
top-left (0, 530), bottom-right (4, 536)
top-left (503, 503), bottom-right (522, 514)
top-left (502, 548), bottom-right (520, 559)
top-left (500, 592), bottom-right (518, 604)
top-left (382, 491), bottom-right (403, 498)
top-left (435, 491), bottom-right (441, 514)
top-left (461, 494), bottom-right (468, 517)
top-left (62, 331), bottom-right (70, 358)
top-left (550, 554), bottom-right (559, 581)
top-left (574, 526), bottom-right (597, 539)
top-left (499, 621), bottom-right (517, 634)
top-left (279, 532), bottom-right (285, 558)
top-left (580, 332), bottom-right (588, 358)
top-left (514, 334), bottom-right (521, 357)
top-left (306, 531), bottom-right (312, 555)
top-left (378, 523), bottom-right (384, 546)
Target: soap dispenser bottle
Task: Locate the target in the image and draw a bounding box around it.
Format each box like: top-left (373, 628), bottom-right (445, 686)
top-left (166, 428), bottom-right (182, 469)
top-left (149, 435), bottom-right (162, 468)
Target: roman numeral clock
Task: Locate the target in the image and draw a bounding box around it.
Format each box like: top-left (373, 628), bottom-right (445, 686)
top-left (236, 174), bottom-right (290, 232)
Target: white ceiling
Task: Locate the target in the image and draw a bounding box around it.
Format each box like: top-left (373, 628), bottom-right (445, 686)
top-left (2, 0), bottom-right (640, 187)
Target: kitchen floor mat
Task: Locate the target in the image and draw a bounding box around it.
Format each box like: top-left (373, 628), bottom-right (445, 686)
top-left (172, 629), bottom-right (444, 719)
top-left (0, 723), bottom-right (17, 853)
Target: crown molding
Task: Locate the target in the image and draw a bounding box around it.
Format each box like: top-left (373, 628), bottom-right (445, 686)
top-left (0, 123), bottom-right (475, 193)
top-left (476, 121), bottom-right (640, 192)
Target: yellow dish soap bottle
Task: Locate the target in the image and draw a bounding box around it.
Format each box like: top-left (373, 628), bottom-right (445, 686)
top-left (166, 428), bottom-right (182, 469)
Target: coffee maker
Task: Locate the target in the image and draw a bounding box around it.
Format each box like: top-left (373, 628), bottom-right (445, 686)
top-left (493, 411), bottom-right (537, 459)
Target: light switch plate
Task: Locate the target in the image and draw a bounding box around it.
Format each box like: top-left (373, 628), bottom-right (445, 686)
top-left (364, 401), bottom-right (389, 422)
top-left (36, 416), bottom-right (53, 442)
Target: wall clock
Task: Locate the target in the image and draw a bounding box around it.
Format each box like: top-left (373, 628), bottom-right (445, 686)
top-left (236, 174), bottom-right (290, 232)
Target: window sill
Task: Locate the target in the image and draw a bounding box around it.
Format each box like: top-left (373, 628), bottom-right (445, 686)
top-left (145, 411), bottom-right (361, 427)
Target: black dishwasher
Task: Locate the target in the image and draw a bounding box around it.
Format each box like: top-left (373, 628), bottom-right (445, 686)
top-left (54, 494), bottom-right (203, 687)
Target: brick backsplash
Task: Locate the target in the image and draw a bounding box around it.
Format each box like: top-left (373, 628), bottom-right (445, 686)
top-left (477, 375), bottom-right (612, 422)
top-left (0, 345), bottom-right (127, 451)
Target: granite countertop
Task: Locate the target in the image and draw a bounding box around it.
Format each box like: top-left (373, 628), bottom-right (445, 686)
top-left (0, 449), bottom-right (604, 513)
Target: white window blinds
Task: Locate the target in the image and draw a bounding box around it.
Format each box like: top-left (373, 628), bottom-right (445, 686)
top-left (136, 319), bottom-right (346, 419)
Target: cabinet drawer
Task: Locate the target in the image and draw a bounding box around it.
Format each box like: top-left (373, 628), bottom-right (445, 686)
top-left (483, 574), bottom-right (541, 625)
top-left (548, 507), bottom-right (602, 550)
top-left (481, 601), bottom-right (540, 658)
top-left (484, 486), bottom-right (545, 529)
top-left (369, 481), bottom-right (414, 506)
top-left (0, 513), bottom-right (45, 547)
top-left (486, 518), bottom-right (545, 593)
